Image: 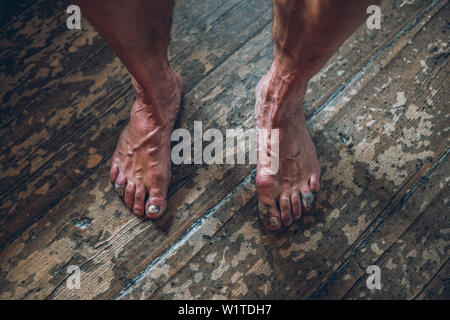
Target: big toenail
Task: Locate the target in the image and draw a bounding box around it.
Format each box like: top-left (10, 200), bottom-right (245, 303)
top-left (148, 205), bottom-right (160, 214)
top-left (301, 192), bottom-right (316, 208)
top-left (268, 216), bottom-right (280, 228)
top-left (115, 183), bottom-right (126, 198)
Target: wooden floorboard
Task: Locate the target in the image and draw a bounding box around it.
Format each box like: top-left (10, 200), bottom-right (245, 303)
top-left (0, 0), bottom-right (448, 300)
top-left (415, 260), bottom-right (450, 300)
top-left (132, 2), bottom-right (448, 299)
top-left (313, 151), bottom-right (449, 299)
top-left (0, 0), bottom-right (41, 31)
top-left (342, 171), bottom-right (449, 299)
top-left (0, 0), bottom-right (241, 129)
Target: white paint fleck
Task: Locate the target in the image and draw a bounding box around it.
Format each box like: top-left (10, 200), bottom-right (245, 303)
top-left (393, 91), bottom-right (406, 109)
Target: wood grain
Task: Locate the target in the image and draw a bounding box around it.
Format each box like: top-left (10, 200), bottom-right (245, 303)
top-left (415, 260), bottom-right (449, 300)
top-left (343, 172), bottom-right (449, 299)
top-left (312, 151), bottom-right (449, 299)
top-left (0, 0), bottom-right (447, 300)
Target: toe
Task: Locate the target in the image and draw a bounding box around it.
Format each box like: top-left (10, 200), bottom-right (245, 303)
top-left (110, 166), bottom-right (119, 184)
top-left (115, 171), bottom-right (127, 186)
top-left (300, 183), bottom-right (313, 212)
top-left (256, 176), bottom-right (282, 230)
top-left (133, 184), bottom-right (146, 217)
top-left (279, 195), bottom-right (293, 226)
top-left (146, 190), bottom-right (167, 219)
top-left (124, 182), bottom-right (135, 210)
top-left (258, 200), bottom-right (282, 231)
top-left (264, 206), bottom-right (282, 231)
top-left (114, 172), bottom-right (127, 198)
top-left (310, 174), bottom-right (320, 193)
top-left (291, 193), bottom-right (302, 221)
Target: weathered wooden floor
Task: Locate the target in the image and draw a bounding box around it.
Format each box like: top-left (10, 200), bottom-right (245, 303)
top-left (0, 0), bottom-right (448, 300)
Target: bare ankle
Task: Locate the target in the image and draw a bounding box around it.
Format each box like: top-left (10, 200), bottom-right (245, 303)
top-left (132, 66), bottom-right (182, 108)
top-left (256, 62), bottom-right (307, 127)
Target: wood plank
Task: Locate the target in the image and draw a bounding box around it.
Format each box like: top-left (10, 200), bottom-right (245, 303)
top-left (137, 4), bottom-right (448, 299)
top-left (342, 182), bottom-right (449, 300)
top-left (0, 0), bottom-right (105, 126)
top-left (0, 0), bottom-right (431, 248)
top-left (0, 0), bottom-right (273, 246)
top-left (0, 0), bottom-right (445, 300)
top-left (0, 0), bottom-right (243, 128)
top-left (415, 260), bottom-right (450, 300)
top-left (0, 0), bottom-right (40, 31)
top-left (0, 0), bottom-right (265, 153)
top-left (312, 151), bottom-right (449, 299)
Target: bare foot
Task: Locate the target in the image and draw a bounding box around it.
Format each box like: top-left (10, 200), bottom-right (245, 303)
top-left (255, 65), bottom-right (320, 231)
top-left (110, 69), bottom-right (182, 218)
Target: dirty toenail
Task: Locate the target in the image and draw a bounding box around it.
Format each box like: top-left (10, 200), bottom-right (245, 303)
top-left (114, 183), bottom-right (126, 198)
top-left (257, 201), bottom-right (269, 220)
top-left (148, 205), bottom-right (160, 214)
top-left (268, 216), bottom-right (280, 228)
top-left (301, 192), bottom-right (316, 208)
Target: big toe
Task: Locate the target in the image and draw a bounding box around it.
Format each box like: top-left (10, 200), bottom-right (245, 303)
top-left (256, 176), bottom-right (282, 230)
top-left (145, 191), bottom-right (167, 219)
top-left (300, 180), bottom-right (318, 212)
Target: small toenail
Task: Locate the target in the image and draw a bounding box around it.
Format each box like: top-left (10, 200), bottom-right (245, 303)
top-left (114, 183), bottom-right (126, 198)
top-left (148, 205), bottom-right (160, 214)
top-left (268, 216), bottom-right (280, 228)
top-left (301, 192), bottom-right (316, 208)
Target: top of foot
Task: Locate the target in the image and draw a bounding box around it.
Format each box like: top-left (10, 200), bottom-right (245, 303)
top-left (110, 69), bottom-right (183, 218)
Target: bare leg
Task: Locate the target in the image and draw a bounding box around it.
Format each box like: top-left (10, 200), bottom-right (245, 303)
top-left (256, 0), bottom-right (381, 230)
top-left (75, 0), bottom-right (182, 218)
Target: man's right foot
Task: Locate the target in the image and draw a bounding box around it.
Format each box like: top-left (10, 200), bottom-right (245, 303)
top-left (255, 62), bottom-right (321, 231)
top-left (110, 68), bottom-right (183, 218)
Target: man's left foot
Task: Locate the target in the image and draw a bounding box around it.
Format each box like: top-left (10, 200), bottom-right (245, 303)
top-left (110, 68), bottom-right (183, 218)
